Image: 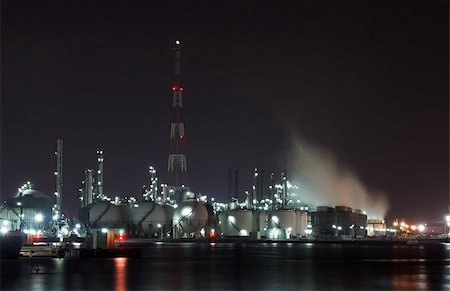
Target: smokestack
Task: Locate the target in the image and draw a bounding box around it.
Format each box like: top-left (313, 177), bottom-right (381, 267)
top-left (234, 169), bottom-right (239, 199)
top-left (84, 169), bottom-right (93, 206)
top-left (282, 157), bottom-right (288, 206)
top-left (281, 172), bottom-right (287, 207)
top-left (228, 168), bottom-right (233, 200)
top-left (53, 138), bottom-right (63, 221)
top-left (252, 168), bottom-right (258, 208)
top-left (269, 172), bottom-right (275, 207)
top-left (259, 169), bottom-right (265, 199)
top-left (96, 149), bottom-right (104, 200)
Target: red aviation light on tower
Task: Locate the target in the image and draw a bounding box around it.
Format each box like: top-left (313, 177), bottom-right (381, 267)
top-left (172, 86), bottom-right (184, 91)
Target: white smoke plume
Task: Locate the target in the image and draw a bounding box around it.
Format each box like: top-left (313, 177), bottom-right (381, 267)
top-left (288, 137), bottom-right (389, 219)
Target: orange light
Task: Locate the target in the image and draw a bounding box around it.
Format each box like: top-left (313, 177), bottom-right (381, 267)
top-left (210, 229), bottom-right (216, 238)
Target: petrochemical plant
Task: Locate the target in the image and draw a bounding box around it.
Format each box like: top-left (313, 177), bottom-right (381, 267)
top-left (1, 39), bottom-right (400, 248)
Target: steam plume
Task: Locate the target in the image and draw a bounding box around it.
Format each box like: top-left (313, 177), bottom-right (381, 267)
top-left (289, 137), bottom-right (389, 219)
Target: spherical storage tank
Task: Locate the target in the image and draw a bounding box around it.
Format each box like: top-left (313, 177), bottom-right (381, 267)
top-left (162, 204), bottom-right (174, 233)
top-left (132, 201), bottom-right (166, 235)
top-left (173, 199), bottom-right (208, 235)
top-left (88, 201), bottom-right (124, 229)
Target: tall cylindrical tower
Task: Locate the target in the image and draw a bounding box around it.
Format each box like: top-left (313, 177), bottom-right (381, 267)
top-left (84, 169), bottom-right (93, 206)
top-left (167, 39), bottom-right (188, 202)
top-left (53, 138), bottom-right (63, 221)
top-left (96, 149), bottom-right (104, 200)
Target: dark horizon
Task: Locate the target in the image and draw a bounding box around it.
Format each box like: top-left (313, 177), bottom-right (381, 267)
top-left (1, 0), bottom-right (448, 222)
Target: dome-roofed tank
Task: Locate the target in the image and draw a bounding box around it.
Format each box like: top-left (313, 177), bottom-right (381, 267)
top-left (173, 198), bottom-right (208, 236)
top-left (7, 189), bottom-right (52, 213)
top-left (88, 201), bottom-right (123, 229)
top-left (132, 201), bottom-right (166, 237)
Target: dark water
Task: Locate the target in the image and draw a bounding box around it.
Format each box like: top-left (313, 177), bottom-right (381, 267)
top-left (2, 242), bottom-right (450, 290)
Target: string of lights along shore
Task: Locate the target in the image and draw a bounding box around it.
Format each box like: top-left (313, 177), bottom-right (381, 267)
top-left (167, 39), bottom-right (188, 202)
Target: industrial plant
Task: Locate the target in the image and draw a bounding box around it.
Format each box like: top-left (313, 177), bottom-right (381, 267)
top-left (1, 39), bottom-right (442, 258)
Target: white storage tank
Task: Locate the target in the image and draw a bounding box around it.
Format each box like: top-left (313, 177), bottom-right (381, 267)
top-left (173, 199), bottom-right (208, 236)
top-left (295, 210), bottom-right (308, 237)
top-left (162, 204), bottom-right (174, 234)
top-left (132, 201), bottom-right (166, 236)
top-left (259, 212), bottom-right (268, 237)
top-left (88, 201), bottom-right (123, 229)
top-left (220, 209), bottom-right (254, 236)
top-left (268, 209), bottom-right (297, 239)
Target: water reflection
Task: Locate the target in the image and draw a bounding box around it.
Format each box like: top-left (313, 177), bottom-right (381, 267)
top-left (1, 243), bottom-right (449, 290)
top-left (114, 258), bottom-right (127, 291)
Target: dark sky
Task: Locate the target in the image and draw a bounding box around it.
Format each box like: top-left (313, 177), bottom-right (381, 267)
top-left (1, 0), bottom-right (448, 222)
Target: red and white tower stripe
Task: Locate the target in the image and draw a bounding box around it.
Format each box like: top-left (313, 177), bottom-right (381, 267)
top-left (168, 39), bottom-right (188, 192)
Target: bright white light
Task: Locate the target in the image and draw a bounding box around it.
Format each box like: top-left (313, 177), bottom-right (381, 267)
top-left (52, 215), bottom-right (59, 221)
top-left (181, 207), bottom-right (192, 217)
top-left (332, 225), bottom-right (336, 229)
top-left (305, 229), bottom-right (312, 235)
top-left (34, 213), bottom-right (44, 223)
top-left (228, 216), bottom-right (236, 224)
top-left (17, 202), bottom-right (22, 206)
top-left (1, 227), bottom-right (7, 234)
top-left (272, 216), bottom-right (279, 224)
top-left (418, 224), bottom-right (425, 232)
top-left (2, 220), bottom-right (9, 226)
top-left (101, 228), bottom-right (108, 233)
top-left (240, 229), bottom-right (248, 236)
top-left (157, 224), bottom-right (162, 228)
top-left (75, 223), bottom-right (81, 229)
top-left (337, 226), bottom-right (342, 230)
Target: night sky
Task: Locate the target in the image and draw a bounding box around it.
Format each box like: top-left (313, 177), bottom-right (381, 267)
top-left (1, 0), bottom-right (448, 222)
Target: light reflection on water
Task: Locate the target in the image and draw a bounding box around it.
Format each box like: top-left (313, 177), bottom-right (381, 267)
top-left (1, 243), bottom-right (449, 290)
top-left (114, 258), bottom-right (127, 291)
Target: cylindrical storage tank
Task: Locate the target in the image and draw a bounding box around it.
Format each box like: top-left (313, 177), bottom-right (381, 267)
top-left (132, 201), bottom-right (166, 236)
top-left (228, 199), bottom-right (239, 211)
top-left (221, 209), bottom-right (254, 236)
top-left (259, 212), bottom-right (268, 237)
top-left (268, 209), bottom-right (296, 239)
top-left (0, 207), bottom-right (21, 231)
top-left (88, 201), bottom-right (122, 229)
top-left (295, 211), bottom-right (308, 237)
top-left (173, 199), bottom-right (208, 235)
top-left (335, 206), bottom-right (353, 233)
top-left (217, 212), bottom-right (227, 236)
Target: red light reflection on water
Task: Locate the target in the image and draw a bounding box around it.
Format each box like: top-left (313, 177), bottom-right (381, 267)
top-left (114, 257), bottom-right (128, 291)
